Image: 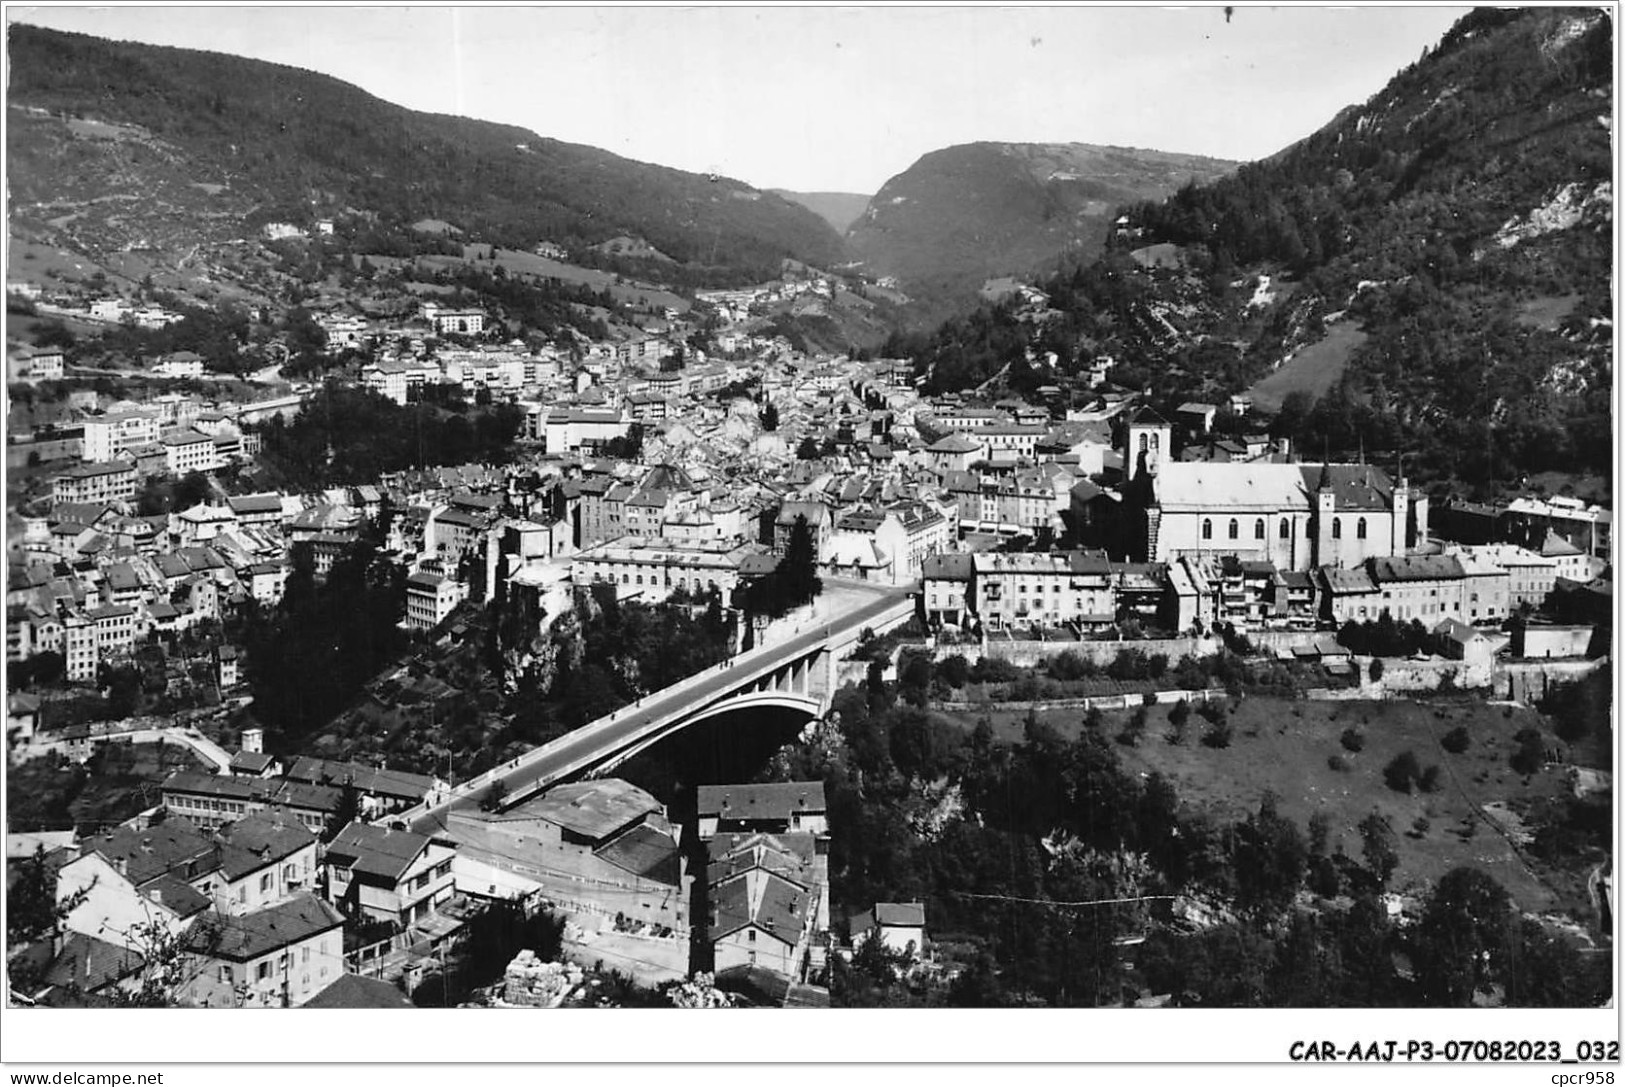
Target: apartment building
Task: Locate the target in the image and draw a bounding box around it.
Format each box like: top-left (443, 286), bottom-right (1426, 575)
top-left (83, 410), bottom-right (161, 463)
top-left (53, 460), bottom-right (138, 508)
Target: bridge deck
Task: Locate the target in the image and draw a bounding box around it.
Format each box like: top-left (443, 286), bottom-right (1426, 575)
top-left (403, 587), bottom-right (913, 835)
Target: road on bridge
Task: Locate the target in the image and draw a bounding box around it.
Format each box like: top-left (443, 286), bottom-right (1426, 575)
top-left (407, 585), bottom-right (911, 835)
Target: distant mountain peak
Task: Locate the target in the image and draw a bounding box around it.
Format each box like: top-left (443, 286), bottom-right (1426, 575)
top-left (769, 190), bottom-right (874, 236)
top-left (848, 140), bottom-right (1238, 322)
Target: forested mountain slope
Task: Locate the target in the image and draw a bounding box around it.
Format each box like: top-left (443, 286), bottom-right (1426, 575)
top-left (6, 24), bottom-right (847, 286)
top-left (894, 8), bottom-right (1613, 487)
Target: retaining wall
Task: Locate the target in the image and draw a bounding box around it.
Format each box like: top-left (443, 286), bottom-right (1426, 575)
top-left (930, 636), bottom-right (1217, 669)
top-left (1492, 657), bottom-right (1608, 703)
top-left (936, 687), bottom-right (1227, 715)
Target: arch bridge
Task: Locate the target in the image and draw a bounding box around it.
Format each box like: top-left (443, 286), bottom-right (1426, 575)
top-left (401, 590), bottom-right (914, 833)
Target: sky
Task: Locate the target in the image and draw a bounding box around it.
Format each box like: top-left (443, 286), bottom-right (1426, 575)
top-left (7, 5), bottom-right (1473, 195)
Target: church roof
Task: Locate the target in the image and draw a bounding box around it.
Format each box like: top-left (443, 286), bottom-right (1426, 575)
top-left (1300, 464), bottom-right (1394, 510)
top-left (1154, 463), bottom-right (1310, 512)
top-left (1155, 462), bottom-right (1393, 513)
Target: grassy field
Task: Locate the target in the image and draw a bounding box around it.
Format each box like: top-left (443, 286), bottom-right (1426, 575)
top-left (7, 238), bottom-right (118, 287)
top-left (6, 312), bottom-right (108, 345)
top-left (414, 247), bottom-right (692, 314)
top-left (1521, 471), bottom-right (1611, 507)
top-left (1247, 321), bottom-right (1368, 413)
top-left (1514, 292), bottom-right (1583, 331)
top-left (936, 695), bottom-right (1585, 914)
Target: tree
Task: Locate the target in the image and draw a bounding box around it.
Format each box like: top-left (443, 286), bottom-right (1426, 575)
top-left (104, 914), bottom-right (219, 1007)
top-left (11, 651), bottom-right (64, 688)
top-left (1510, 728), bottom-right (1547, 776)
top-left (897, 651), bottom-right (932, 708)
top-left (1358, 811), bottom-right (1399, 888)
top-left (1540, 671), bottom-right (1610, 744)
top-left (795, 436), bottom-right (822, 460)
top-left (7, 845), bottom-right (92, 947)
top-left (1046, 650), bottom-right (1082, 681)
top-left (1166, 698), bottom-right (1191, 745)
top-left (780, 513), bottom-right (822, 608)
top-left (102, 665), bottom-right (143, 719)
top-left (1383, 750), bottom-right (1422, 793)
top-left (1412, 867), bottom-right (1515, 1006)
top-left (1441, 726), bottom-right (1470, 754)
top-left (1307, 811), bottom-right (1332, 857)
top-left (1201, 717), bottom-right (1233, 748)
top-left (1119, 706), bottom-right (1149, 746)
top-left (866, 656), bottom-right (893, 714)
top-left (759, 402), bottom-right (779, 431)
top-left (1232, 792), bottom-right (1308, 913)
top-left (323, 780), bottom-right (363, 843)
top-left (937, 653), bottom-right (970, 689)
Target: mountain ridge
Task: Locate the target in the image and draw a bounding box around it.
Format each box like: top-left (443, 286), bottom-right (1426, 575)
top-left (4, 23), bottom-right (847, 288)
top-left (769, 190), bottom-right (873, 236)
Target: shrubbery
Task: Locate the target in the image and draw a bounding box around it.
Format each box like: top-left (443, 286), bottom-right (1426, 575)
top-left (1047, 650), bottom-right (1097, 681)
top-left (1510, 728), bottom-right (1547, 776)
top-left (1384, 750), bottom-right (1423, 793)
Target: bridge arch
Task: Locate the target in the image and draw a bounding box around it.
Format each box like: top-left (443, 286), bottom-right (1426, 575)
top-left (681, 690), bottom-right (823, 729)
top-left (597, 690), bottom-right (823, 772)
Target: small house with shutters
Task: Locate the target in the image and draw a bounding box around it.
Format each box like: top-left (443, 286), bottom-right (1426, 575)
top-left (851, 901), bottom-right (927, 956)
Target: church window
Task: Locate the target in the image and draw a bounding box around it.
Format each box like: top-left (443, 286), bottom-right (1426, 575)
top-left (1202, 519), bottom-right (1212, 540)
top-left (1357, 517), bottom-right (1367, 540)
top-left (1228, 519), bottom-right (1239, 540)
top-left (1254, 519), bottom-right (1265, 540)
top-left (1332, 518), bottom-right (1342, 540)
top-left (1279, 518), bottom-right (1290, 539)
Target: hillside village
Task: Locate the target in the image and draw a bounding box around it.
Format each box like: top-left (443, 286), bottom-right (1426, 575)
top-left (6, 244), bottom-right (1611, 1007)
